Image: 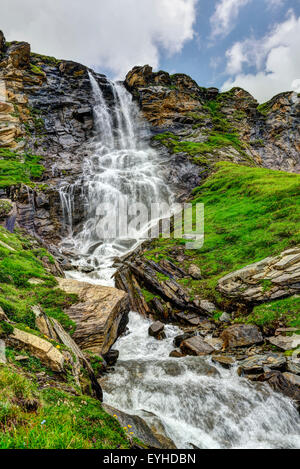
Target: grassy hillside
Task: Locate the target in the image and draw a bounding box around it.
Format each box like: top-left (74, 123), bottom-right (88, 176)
top-left (0, 226), bottom-right (76, 332)
top-left (0, 228), bottom-right (136, 449)
top-left (0, 366), bottom-right (129, 449)
top-left (143, 162), bottom-right (300, 324)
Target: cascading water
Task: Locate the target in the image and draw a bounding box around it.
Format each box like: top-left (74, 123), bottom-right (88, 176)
top-left (60, 72), bottom-right (173, 285)
top-left (103, 312), bottom-right (300, 449)
top-left (60, 73), bottom-right (300, 449)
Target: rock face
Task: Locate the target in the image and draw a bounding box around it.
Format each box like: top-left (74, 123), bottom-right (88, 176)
top-left (220, 324), bottom-right (263, 349)
top-left (0, 33), bottom-right (115, 246)
top-left (125, 65), bottom-right (300, 176)
top-left (180, 336), bottom-right (214, 356)
top-left (57, 278), bottom-right (129, 355)
top-left (218, 247), bottom-right (300, 303)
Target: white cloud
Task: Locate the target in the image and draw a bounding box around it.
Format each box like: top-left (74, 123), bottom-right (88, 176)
top-left (0, 0), bottom-right (198, 79)
top-left (266, 0), bottom-right (285, 9)
top-left (222, 11), bottom-right (300, 102)
top-left (210, 0), bottom-right (251, 39)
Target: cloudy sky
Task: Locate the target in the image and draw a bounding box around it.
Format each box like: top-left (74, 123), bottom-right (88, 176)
top-left (1, 0), bottom-right (300, 102)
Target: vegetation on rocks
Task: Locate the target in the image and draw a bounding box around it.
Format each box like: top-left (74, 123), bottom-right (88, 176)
top-left (0, 148), bottom-right (44, 188)
top-left (0, 226), bottom-right (76, 331)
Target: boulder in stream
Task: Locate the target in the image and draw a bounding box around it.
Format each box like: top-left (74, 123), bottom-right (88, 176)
top-left (180, 335), bottom-right (214, 356)
top-left (148, 321), bottom-right (166, 340)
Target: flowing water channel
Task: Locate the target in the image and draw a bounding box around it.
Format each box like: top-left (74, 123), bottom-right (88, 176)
top-left (59, 73), bottom-right (300, 449)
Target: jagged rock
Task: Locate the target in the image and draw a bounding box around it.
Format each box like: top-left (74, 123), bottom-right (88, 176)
top-left (56, 278), bottom-right (129, 355)
top-left (218, 247), bottom-right (300, 303)
top-left (199, 300), bottom-right (217, 315)
top-left (259, 371), bottom-right (300, 408)
top-left (268, 334), bottom-right (300, 351)
top-left (103, 403), bottom-right (176, 449)
top-left (287, 359), bottom-right (300, 375)
top-left (188, 264), bottom-right (201, 279)
top-left (148, 321), bottom-right (166, 340)
top-left (204, 337), bottom-right (223, 351)
top-left (175, 311), bottom-right (202, 326)
top-left (212, 355), bottom-right (235, 368)
top-left (0, 30), bottom-right (5, 52)
top-left (115, 256), bottom-right (207, 318)
top-left (220, 324), bottom-right (263, 349)
top-left (32, 304), bottom-right (103, 400)
top-left (283, 372), bottom-right (300, 387)
top-left (173, 333), bottom-right (193, 348)
top-left (7, 41), bottom-right (31, 68)
top-left (169, 348), bottom-right (185, 358)
top-left (180, 336), bottom-right (214, 356)
top-left (9, 327), bottom-right (65, 372)
top-left (237, 354), bottom-right (286, 375)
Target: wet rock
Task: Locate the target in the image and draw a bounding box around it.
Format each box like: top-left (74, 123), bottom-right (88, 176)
top-left (287, 359), bottom-right (300, 375)
top-left (169, 348), bottom-right (185, 358)
top-left (212, 355), bottom-right (235, 368)
top-left (180, 336), bottom-right (214, 356)
top-left (173, 333), bottom-right (193, 348)
top-left (148, 321), bottom-right (166, 340)
top-left (268, 334), bottom-right (300, 351)
top-left (283, 372), bottom-right (300, 387)
top-left (238, 354), bottom-right (286, 375)
top-left (103, 404), bottom-right (176, 449)
top-left (259, 371), bottom-right (300, 408)
top-left (56, 278), bottom-right (129, 355)
top-left (188, 264), bottom-right (202, 279)
top-left (103, 349), bottom-right (119, 367)
top-left (221, 324), bottom-right (263, 349)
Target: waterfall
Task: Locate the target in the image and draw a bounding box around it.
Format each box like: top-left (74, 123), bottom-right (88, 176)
top-left (60, 72), bottom-right (173, 284)
top-left (59, 72), bottom-right (300, 449)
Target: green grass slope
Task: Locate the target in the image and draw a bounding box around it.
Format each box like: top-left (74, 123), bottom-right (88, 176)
top-left (0, 366), bottom-right (129, 449)
top-left (144, 162), bottom-right (300, 324)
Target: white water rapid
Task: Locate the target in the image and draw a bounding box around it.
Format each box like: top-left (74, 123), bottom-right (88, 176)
top-left (103, 312), bottom-right (300, 449)
top-left (60, 73), bottom-right (300, 449)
